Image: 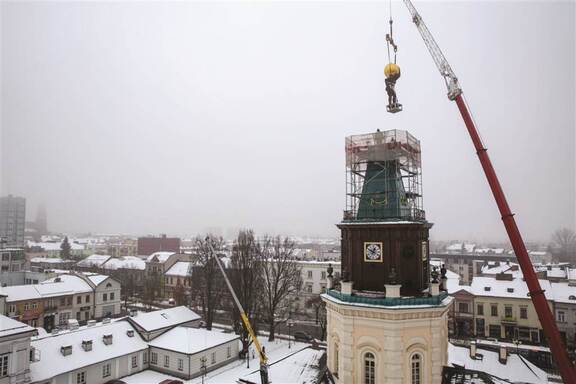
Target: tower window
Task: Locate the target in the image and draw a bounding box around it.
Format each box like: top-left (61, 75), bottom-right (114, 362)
top-left (364, 352), bottom-right (375, 384)
top-left (411, 354), bottom-right (422, 384)
top-left (333, 344), bottom-right (339, 377)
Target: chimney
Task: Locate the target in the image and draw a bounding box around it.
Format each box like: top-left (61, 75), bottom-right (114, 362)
top-left (30, 347), bottom-right (40, 362)
top-left (498, 346), bottom-right (507, 364)
top-left (81, 340), bottom-right (93, 351)
top-left (495, 273), bottom-right (513, 281)
top-left (103, 334), bottom-right (113, 345)
top-left (469, 341), bottom-right (477, 359)
top-left (60, 345), bottom-right (73, 356)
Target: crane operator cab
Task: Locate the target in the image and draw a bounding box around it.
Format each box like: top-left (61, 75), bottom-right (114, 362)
top-left (385, 63), bottom-right (402, 113)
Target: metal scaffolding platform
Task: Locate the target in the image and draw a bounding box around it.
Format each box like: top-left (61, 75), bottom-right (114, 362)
top-left (344, 129), bottom-right (425, 222)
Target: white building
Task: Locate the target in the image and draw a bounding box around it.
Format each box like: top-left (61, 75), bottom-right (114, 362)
top-left (29, 320), bottom-right (148, 384)
top-left (148, 327), bottom-right (239, 379)
top-left (24, 306), bottom-right (236, 384)
top-left (299, 261), bottom-right (341, 296)
top-left (0, 314), bottom-right (36, 384)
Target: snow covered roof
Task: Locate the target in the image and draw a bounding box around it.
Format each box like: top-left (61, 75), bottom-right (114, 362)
top-left (128, 306), bottom-right (201, 333)
top-left (102, 256), bottom-right (146, 271)
top-left (30, 321), bottom-right (147, 383)
top-left (165, 261), bottom-right (193, 277)
top-left (27, 240), bottom-right (85, 251)
top-left (149, 327), bottom-right (238, 354)
top-left (296, 260), bottom-right (342, 266)
top-left (481, 262), bottom-right (522, 277)
top-left (549, 282), bottom-right (576, 304)
top-left (446, 243), bottom-right (463, 251)
top-left (86, 274), bottom-right (109, 286)
top-left (239, 347), bottom-right (324, 384)
top-left (448, 343), bottom-right (548, 383)
top-left (470, 276), bottom-right (552, 299)
top-left (475, 248), bottom-right (505, 254)
top-left (146, 251), bottom-right (175, 263)
top-left (76, 254), bottom-right (112, 267)
top-left (2, 275), bottom-right (92, 302)
top-left (30, 257), bottom-right (73, 264)
top-left (0, 315), bottom-right (36, 338)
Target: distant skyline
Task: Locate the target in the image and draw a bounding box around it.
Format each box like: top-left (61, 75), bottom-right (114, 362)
top-left (1, 1), bottom-right (574, 242)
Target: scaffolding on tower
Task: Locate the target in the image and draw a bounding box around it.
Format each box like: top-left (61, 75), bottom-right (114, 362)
top-left (344, 129), bottom-right (425, 222)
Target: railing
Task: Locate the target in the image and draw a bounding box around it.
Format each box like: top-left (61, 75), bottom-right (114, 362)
top-left (501, 315), bottom-right (517, 323)
top-left (342, 208), bottom-right (426, 223)
top-left (326, 289), bottom-right (448, 307)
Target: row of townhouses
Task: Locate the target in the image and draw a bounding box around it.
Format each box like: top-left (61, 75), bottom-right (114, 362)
top-left (0, 272), bottom-right (121, 330)
top-left (449, 271), bottom-right (576, 348)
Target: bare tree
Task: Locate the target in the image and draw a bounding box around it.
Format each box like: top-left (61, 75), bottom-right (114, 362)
top-left (550, 228), bottom-right (576, 263)
top-left (191, 235), bottom-right (225, 330)
top-left (309, 297), bottom-right (328, 341)
top-left (142, 272), bottom-right (162, 310)
top-left (230, 230), bottom-right (263, 356)
top-left (259, 235), bottom-right (303, 341)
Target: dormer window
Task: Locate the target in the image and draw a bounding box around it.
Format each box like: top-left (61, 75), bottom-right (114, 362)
top-left (507, 288), bottom-right (514, 293)
top-left (569, 295), bottom-right (576, 300)
top-left (484, 287), bottom-right (491, 292)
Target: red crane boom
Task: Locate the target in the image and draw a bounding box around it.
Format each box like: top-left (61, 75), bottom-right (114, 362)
top-left (401, 1), bottom-right (576, 382)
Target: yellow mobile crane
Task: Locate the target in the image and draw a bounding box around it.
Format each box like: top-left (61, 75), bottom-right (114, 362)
top-left (206, 239), bottom-right (269, 384)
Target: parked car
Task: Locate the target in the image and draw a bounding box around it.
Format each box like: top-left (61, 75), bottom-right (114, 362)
top-left (159, 380), bottom-right (183, 384)
top-left (293, 331), bottom-right (314, 342)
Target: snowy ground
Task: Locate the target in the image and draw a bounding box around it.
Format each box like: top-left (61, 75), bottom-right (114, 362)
top-left (122, 336), bottom-right (319, 384)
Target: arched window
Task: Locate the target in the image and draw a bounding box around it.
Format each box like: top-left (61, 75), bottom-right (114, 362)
top-left (333, 344), bottom-right (339, 377)
top-left (411, 353), bottom-right (422, 384)
top-left (364, 352), bottom-right (375, 384)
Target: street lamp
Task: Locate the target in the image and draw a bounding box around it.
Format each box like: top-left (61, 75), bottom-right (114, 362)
top-left (288, 320), bottom-right (294, 349)
top-left (200, 356), bottom-right (207, 384)
top-left (513, 338), bottom-right (521, 354)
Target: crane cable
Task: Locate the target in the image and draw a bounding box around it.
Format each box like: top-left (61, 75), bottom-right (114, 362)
top-left (386, 0), bottom-right (397, 64)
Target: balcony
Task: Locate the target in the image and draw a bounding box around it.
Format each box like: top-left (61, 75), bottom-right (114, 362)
top-left (325, 289), bottom-right (449, 307)
top-left (501, 315), bottom-right (517, 324)
top-left (44, 305), bottom-right (58, 313)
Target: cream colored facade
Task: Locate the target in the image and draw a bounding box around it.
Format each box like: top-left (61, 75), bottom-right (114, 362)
top-left (472, 294), bottom-right (551, 342)
top-left (323, 294), bottom-right (452, 384)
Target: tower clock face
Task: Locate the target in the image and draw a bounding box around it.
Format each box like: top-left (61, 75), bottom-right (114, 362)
top-left (364, 242), bottom-right (383, 262)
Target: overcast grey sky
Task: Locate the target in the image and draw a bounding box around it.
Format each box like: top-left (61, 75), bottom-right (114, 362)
top-left (1, 1), bottom-right (574, 242)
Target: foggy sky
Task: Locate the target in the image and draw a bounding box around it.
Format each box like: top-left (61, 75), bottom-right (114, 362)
top-left (1, 1), bottom-right (574, 242)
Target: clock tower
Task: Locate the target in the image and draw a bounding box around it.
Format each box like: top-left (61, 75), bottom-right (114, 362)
top-left (340, 129), bottom-right (430, 295)
top-left (322, 129), bottom-right (452, 384)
